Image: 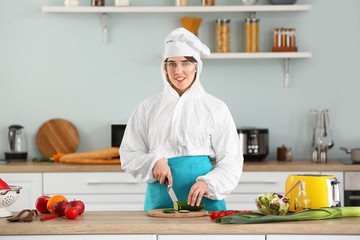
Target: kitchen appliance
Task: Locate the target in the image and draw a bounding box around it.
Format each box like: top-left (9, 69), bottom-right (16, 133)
top-left (5, 125), bottom-right (28, 161)
top-left (0, 186), bottom-right (22, 217)
top-left (344, 172), bottom-right (360, 206)
top-left (285, 174), bottom-right (341, 212)
top-left (311, 109), bottom-right (334, 163)
top-left (340, 147), bottom-right (360, 163)
top-left (238, 128), bottom-right (269, 161)
top-left (110, 123), bottom-right (126, 147)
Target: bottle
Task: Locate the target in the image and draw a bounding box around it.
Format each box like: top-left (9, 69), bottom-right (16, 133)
top-left (294, 181), bottom-right (311, 212)
top-left (201, 0), bottom-right (215, 6)
top-left (216, 19), bottom-right (230, 53)
top-left (245, 18), bottom-right (259, 52)
top-left (91, 0), bottom-right (105, 6)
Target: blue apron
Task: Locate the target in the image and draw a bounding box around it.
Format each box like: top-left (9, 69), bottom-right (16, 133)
top-left (144, 155), bottom-right (226, 211)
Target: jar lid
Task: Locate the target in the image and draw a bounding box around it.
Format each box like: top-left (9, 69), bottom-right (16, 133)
top-left (216, 19), bottom-right (231, 24)
top-left (245, 18), bottom-right (259, 23)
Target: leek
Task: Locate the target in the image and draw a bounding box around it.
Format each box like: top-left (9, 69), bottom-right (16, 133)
top-left (214, 207), bottom-right (360, 224)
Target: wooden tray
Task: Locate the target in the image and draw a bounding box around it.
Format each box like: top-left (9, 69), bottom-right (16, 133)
top-left (147, 209), bottom-right (208, 218)
top-left (36, 118), bottom-right (79, 157)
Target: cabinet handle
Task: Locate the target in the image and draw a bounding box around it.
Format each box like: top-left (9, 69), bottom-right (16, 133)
top-left (239, 180), bottom-right (278, 184)
top-left (85, 180), bottom-right (139, 185)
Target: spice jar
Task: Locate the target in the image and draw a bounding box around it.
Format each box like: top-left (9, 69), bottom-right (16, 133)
top-left (175, 0), bottom-right (189, 6)
top-left (64, 0), bottom-right (80, 7)
top-left (216, 19), bottom-right (230, 53)
top-left (245, 18), bottom-right (259, 52)
top-left (201, 0), bottom-right (215, 6)
top-left (91, 0), bottom-right (104, 6)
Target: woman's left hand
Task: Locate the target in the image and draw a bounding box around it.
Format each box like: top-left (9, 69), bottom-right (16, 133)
top-left (187, 180), bottom-right (210, 207)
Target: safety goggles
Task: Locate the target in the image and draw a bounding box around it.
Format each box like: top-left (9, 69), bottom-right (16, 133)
top-left (164, 61), bottom-right (197, 73)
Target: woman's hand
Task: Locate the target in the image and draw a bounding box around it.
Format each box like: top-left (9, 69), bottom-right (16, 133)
top-left (188, 180), bottom-right (210, 207)
top-left (152, 158), bottom-right (172, 186)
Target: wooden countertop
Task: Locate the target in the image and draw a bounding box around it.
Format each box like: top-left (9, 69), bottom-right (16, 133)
top-left (1, 211), bottom-right (360, 235)
top-left (0, 159), bottom-right (359, 173)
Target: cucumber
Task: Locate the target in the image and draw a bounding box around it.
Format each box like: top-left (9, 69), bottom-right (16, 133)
top-left (173, 201), bottom-right (205, 211)
top-left (163, 209), bottom-right (175, 214)
top-left (179, 210), bottom-right (190, 213)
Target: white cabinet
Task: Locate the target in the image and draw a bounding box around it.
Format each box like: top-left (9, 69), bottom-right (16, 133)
top-left (158, 235), bottom-right (265, 240)
top-left (1, 173), bottom-right (42, 212)
top-left (227, 171), bottom-right (319, 210)
top-left (0, 235), bottom-right (157, 240)
top-left (43, 172), bottom-right (147, 211)
top-left (267, 235), bottom-right (360, 240)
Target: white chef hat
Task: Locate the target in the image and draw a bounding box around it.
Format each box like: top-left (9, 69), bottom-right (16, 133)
top-left (163, 27), bottom-right (210, 62)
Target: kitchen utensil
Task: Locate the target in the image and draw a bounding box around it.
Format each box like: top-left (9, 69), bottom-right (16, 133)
top-left (0, 186), bottom-right (22, 217)
top-left (340, 147), bottom-right (360, 163)
top-left (147, 209), bottom-right (208, 218)
top-left (36, 118), bottom-right (79, 157)
top-left (164, 178), bottom-right (178, 203)
top-left (7, 209), bottom-right (38, 222)
top-left (285, 174), bottom-right (340, 212)
top-left (238, 128), bottom-right (269, 161)
top-left (5, 125), bottom-right (28, 161)
top-left (242, 0), bottom-right (258, 5)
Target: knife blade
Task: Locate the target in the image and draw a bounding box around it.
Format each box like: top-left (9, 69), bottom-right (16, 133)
top-left (164, 178), bottom-right (178, 203)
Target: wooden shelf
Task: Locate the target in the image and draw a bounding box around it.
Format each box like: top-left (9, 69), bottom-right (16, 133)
top-left (42, 5), bottom-right (312, 13)
top-left (205, 52), bottom-right (312, 59)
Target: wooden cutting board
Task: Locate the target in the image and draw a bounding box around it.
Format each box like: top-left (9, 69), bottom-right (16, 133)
top-left (147, 209), bottom-right (208, 218)
top-left (36, 118), bottom-right (79, 157)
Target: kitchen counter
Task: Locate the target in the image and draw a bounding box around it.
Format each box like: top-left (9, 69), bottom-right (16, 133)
top-left (0, 159), bottom-right (359, 173)
top-left (1, 211), bottom-right (360, 235)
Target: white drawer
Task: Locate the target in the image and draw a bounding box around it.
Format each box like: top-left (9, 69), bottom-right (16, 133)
top-left (44, 172), bottom-right (146, 194)
top-left (234, 171), bottom-right (319, 194)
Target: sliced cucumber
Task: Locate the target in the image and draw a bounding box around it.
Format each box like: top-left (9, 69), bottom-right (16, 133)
top-left (173, 201), bottom-right (205, 211)
top-left (179, 210), bottom-right (190, 213)
top-left (163, 209), bottom-right (175, 214)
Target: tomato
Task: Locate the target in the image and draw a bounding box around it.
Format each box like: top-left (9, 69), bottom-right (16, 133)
top-left (65, 207), bottom-right (79, 219)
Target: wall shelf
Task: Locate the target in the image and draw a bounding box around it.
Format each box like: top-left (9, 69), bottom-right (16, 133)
top-left (42, 5), bottom-right (312, 13)
top-left (41, 4), bottom-right (312, 88)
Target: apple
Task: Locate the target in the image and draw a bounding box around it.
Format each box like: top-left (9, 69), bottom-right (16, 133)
top-left (70, 200), bottom-right (85, 215)
top-left (54, 201), bottom-right (70, 217)
top-left (35, 196), bottom-right (51, 214)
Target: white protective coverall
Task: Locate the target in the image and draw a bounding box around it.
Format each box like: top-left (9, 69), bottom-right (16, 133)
top-left (120, 27), bottom-right (243, 201)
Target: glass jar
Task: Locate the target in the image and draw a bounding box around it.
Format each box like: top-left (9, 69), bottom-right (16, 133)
top-left (201, 0), bottom-right (215, 6)
top-left (64, 0), bottom-right (80, 7)
top-left (175, 0), bottom-right (189, 6)
top-left (245, 18), bottom-right (259, 52)
top-left (216, 19), bottom-right (230, 53)
top-left (115, 0), bottom-right (130, 6)
top-left (294, 182), bottom-right (311, 212)
top-left (91, 0), bottom-right (104, 6)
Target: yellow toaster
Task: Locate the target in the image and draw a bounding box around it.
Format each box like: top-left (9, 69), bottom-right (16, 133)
top-left (285, 174), bottom-right (341, 212)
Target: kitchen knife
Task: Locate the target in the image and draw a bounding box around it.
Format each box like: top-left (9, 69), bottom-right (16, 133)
top-left (164, 178), bottom-right (178, 203)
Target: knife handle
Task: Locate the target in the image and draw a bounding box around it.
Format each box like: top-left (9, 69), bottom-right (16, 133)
top-left (164, 178), bottom-right (169, 185)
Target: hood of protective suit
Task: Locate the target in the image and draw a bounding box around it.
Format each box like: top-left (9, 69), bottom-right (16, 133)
top-left (161, 27), bottom-right (210, 97)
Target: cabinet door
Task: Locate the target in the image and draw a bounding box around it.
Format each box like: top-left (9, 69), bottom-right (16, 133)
top-left (43, 172), bottom-right (146, 211)
top-left (1, 173), bottom-right (42, 211)
top-left (159, 235), bottom-right (265, 240)
top-left (227, 171), bottom-right (319, 210)
top-left (267, 235), bottom-right (360, 240)
top-left (0, 235), bottom-right (157, 240)
top-left (321, 171), bottom-right (344, 207)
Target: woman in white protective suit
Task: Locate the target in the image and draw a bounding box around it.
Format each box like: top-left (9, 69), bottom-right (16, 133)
top-left (120, 27), bottom-right (243, 211)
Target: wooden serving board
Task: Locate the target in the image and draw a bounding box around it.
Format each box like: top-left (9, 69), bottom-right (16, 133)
top-left (147, 209), bottom-right (208, 218)
top-left (36, 118), bottom-right (79, 157)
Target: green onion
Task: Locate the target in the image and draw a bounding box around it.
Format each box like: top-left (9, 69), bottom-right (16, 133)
top-left (214, 207), bottom-right (360, 224)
